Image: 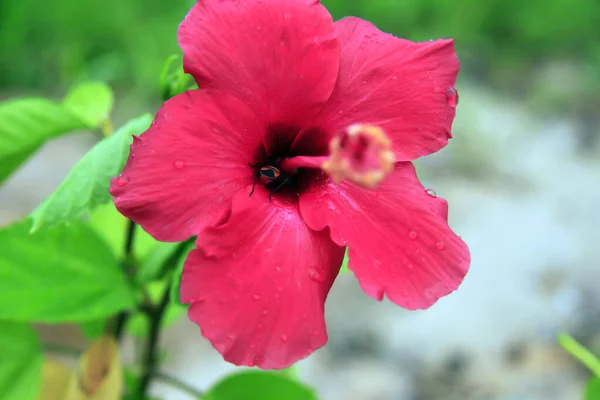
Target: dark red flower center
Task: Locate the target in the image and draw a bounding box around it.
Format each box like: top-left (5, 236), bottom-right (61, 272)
top-left (248, 128), bottom-right (307, 201)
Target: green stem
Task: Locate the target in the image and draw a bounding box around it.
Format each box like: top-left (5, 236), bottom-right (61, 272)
top-left (138, 286), bottom-right (171, 396)
top-left (558, 333), bottom-right (600, 377)
top-left (155, 372), bottom-right (205, 399)
top-left (113, 219), bottom-right (137, 340)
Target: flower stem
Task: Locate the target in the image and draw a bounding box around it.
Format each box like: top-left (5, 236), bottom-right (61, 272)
top-left (155, 372), bottom-right (205, 399)
top-left (113, 219), bottom-right (137, 340)
top-left (558, 333), bottom-right (600, 378)
top-left (138, 286), bottom-right (171, 396)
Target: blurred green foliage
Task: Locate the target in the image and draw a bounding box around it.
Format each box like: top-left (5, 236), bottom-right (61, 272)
top-left (1, 0), bottom-right (598, 111)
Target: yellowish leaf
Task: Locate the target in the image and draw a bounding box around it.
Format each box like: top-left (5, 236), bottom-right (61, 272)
top-left (64, 336), bottom-right (122, 400)
top-left (37, 359), bottom-right (72, 400)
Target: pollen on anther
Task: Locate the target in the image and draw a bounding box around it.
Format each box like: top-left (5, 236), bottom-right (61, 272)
top-left (322, 124), bottom-right (395, 189)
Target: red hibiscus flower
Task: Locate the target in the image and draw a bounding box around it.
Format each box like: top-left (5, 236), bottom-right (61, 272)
top-left (110, 0), bottom-right (470, 369)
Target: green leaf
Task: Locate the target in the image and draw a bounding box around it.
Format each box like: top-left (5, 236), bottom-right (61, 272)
top-left (159, 54), bottom-right (192, 101)
top-left (62, 82), bottom-right (114, 128)
top-left (0, 321), bottom-right (43, 400)
top-left (204, 371), bottom-right (317, 400)
top-left (585, 377), bottom-right (600, 400)
top-left (339, 248), bottom-right (350, 275)
top-left (137, 242), bottom-right (180, 284)
top-left (29, 114), bottom-right (153, 232)
top-left (79, 319), bottom-right (107, 340)
top-left (0, 98), bottom-right (85, 183)
top-left (0, 220), bottom-right (135, 323)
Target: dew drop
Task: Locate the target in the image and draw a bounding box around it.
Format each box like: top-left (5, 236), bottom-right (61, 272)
top-left (436, 241), bottom-right (446, 250)
top-left (307, 348), bottom-right (314, 355)
top-left (257, 323), bottom-right (263, 329)
top-left (280, 334), bottom-right (288, 343)
top-left (253, 354), bottom-right (263, 366)
top-left (209, 320), bottom-right (216, 326)
top-left (115, 176), bottom-right (129, 187)
top-left (446, 88), bottom-right (459, 107)
top-left (174, 160), bottom-right (185, 170)
top-left (308, 267), bottom-right (326, 283)
top-left (262, 309), bottom-right (269, 315)
top-left (275, 266), bottom-right (281, 272)
top-left (391, 75), bottom-right (398, 80)
top-left (253, 294), bottom-right (261, 301)
top-left (226, 334), bottom-right (235, 342)
top-left (408, 230), bottom-right (418, 240)
top-left (407, 264), bottom-right (414, 270)
top-left (425, 188), bottom-right (437, 197)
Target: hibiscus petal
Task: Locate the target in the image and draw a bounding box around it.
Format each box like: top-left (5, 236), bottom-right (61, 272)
top-left (110, 90), bottom-right (265, 242)
top-left (181, 186), bottom-right (345, 369)
top-left (178, 0), bottom-right (340, 133)
top-left (299, 162), bottom-right (470, 310)
top-left (299, 17), bottom-right (460, 161)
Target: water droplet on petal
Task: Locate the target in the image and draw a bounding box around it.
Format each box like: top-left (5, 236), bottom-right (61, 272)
top-left (262, 309), bottom-right (268, 315)
top-left (408, 264), bottom-right (414, 270)
top-left (174, 160), bottom-right (185, 170)
top-left (436, 241), bottom-right (446, 250)
top-left (307, 348), bottom-right (314, 355)
top-left (280, 334), bottom-right (288, 343)
top-left (446, 88), bottom-right (459, 107)
top-left (253, 354), bottom-right (263, 366)
top-left (115, 176), bottom-right (129, 187)
top-left (409, 230), bottom-right (418, 240)
top-left (425, 188), bottom-right (437, 197)
top-left (209, 320), bottom-right (216, 326)
top-left (308, 267), bottom-right (326, 283)
top-left (253, 294), bottom-right (261, 301)
top-left (226, 334), bottom-right (235, 342)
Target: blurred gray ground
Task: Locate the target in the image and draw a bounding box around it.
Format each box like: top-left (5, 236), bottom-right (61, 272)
top-left (1, 83), bottom-right (599, 400)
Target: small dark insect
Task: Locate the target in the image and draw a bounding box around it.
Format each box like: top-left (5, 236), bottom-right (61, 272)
top-left (259, 165), bottom-right (281, 184)
top-left (248, 134), bottom-right (296, 202)
top-left (248, 163), bottom-right (293, 202)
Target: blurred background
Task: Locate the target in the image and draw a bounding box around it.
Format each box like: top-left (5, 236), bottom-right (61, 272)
top-left (1, 0), bottom-right (600, 399)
